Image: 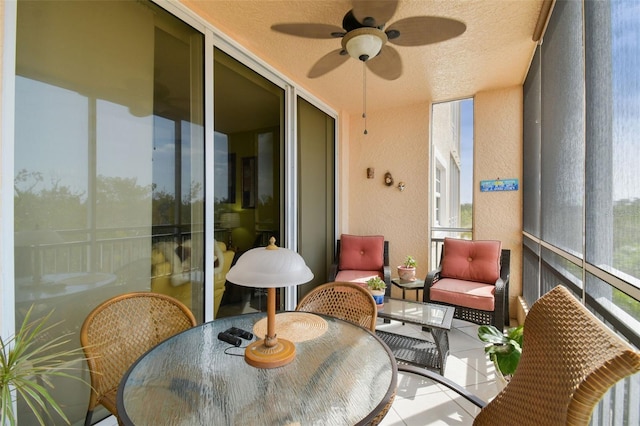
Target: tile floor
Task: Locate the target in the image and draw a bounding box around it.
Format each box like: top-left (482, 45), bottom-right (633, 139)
top-left (376, 318), bottom-right (500, 426)
top-left (98, 318), bottom-right (498, 426)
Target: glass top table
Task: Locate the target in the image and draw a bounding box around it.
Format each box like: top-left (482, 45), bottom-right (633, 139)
top-left (117, 312), bottom-right (397, 425)
top-left (375, 297), bottom-right (455, 374)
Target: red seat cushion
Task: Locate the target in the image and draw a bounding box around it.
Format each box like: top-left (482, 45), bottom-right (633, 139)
top-left (335, 270), bottom-right (384, 286)
top-left (430, 278), bottom-right (496, 311)
top-left (338, 234), bottom-right (384, 271)
top-left (440, 238), bottom-right (501, 284)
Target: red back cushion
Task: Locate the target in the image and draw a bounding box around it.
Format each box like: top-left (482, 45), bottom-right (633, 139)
top-left (440, 238), bottom-right (502, 284)
top-left (338, 234), bottom-right (384, 271)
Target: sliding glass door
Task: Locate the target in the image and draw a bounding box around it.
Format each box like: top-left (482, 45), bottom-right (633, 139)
top-left (213, 48), bottom-right (284, 317)
top-left (297, 97), bottom-right (336, 298)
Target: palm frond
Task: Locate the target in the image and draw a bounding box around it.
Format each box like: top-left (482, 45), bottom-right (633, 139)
top-left (0, 305), bottom-right (89, 425)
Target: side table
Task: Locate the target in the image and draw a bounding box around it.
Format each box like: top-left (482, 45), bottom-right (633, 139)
top-left (391, 278), bottom-right (425, 301)
top-left (376, 297), bottom-right (455, 374)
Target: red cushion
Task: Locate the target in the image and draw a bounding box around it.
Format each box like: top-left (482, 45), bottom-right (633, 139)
top-left (440, 238), bottom-right (501, 284)
top-left (430, 278), bottom-right (496, 311)
top-left (335, 270), bottom-right (384, 286)
top-left (338, 234), bottom-right (384, 271)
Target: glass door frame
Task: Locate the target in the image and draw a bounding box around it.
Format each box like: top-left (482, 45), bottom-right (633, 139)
top-left (207, 31), bottom-right (338, 318)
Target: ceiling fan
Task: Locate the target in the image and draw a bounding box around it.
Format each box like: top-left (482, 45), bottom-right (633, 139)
top-left (271, 0), bottom-right (467, 81)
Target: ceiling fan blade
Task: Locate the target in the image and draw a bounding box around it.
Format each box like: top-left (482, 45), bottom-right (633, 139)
top-left (271, 23), bottom-right (345, 39)
top-left (366, 46), bottom-right (402, 80)
top-left (307, 49), bottom-right (350, 78)
top-left (351, 0), bottom-right (399, 27)
top-left (387, 16), bottom-right (466, 46)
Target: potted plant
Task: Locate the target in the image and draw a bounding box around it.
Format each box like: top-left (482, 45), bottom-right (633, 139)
top-left (366, 276), bottom-right (387, 307)
top-left (397, 255), bottom-right (417, 283)
top-left (1, 306), bottom-right (87, 425)
top-left (477, 324), bottom-right (523, 390)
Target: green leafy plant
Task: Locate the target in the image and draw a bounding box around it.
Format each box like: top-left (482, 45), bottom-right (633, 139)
top-left (403, 255), bottom-right (417, 268)
top-left (366, 276), bottom-right (387, 291)
top-left (477, 324), bottom-right (523, 377)
top-left (1, 306), bottom-right (87, 425)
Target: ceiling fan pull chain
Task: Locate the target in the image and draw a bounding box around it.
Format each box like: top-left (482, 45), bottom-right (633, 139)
top-left (362, 61), bottom-right (368, 135)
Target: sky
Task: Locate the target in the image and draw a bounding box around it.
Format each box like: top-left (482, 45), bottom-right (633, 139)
top-left (459, 99), bottom-right (474, 205)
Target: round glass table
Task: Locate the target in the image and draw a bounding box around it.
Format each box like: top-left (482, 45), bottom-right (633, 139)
top-left (117, 312), bottom-right (397, 425)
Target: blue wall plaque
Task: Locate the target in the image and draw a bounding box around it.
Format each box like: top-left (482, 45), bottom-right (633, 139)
top-left (480, 178), bottom-right (519, 192)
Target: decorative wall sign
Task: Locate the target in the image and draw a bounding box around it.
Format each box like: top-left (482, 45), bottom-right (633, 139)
top-left (480, 178), bottom-right (519, 192)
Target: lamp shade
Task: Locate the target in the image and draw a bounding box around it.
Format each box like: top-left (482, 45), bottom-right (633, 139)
top-left (342, 28), bottom-right (387, 62)
top-left (226, 238), bottom-right (313, 288)
top-left (220, 212), bottom-right (240, 229)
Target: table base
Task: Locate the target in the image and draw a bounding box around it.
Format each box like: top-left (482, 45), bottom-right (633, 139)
top-left (375, 329), bottom-right (449, 375)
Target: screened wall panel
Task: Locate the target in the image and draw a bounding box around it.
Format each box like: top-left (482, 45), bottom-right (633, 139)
top-left (522, 236), bottom-right (540, 305)
top-left (540, 0), bottom-right (585, 256)
top-left (523, 1), bottom-right (640, 421)
top-left (523, 47), bottom-right (541, 237)
top-left (585, 0), bottom-right (640, 284)
top-left (586, 274), bottom-right (640, 425)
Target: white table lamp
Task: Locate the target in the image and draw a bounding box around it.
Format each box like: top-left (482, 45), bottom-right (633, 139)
top-left (225, 237), bottom-right (313, 368)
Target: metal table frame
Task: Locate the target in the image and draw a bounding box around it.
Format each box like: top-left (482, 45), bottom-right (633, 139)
top-left (391, 278), bottom-right (425, 301)
top-left (376, 297), bottom-right (454, 375)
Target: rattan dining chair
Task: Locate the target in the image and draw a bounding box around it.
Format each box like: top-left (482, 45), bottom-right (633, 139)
top-left (80, 292), bottom-right (196, 426)
top-left (401, 285), bottom-right (640, 425)
top-left (296, 281), bottom-right (392, 425)
top-left (296, 281), bottom-right (378, 332)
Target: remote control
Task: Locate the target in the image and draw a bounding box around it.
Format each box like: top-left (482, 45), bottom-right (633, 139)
top-left (226, 327), bottom-right (253, 340)
top-left (217, 331), bottom-right (241, 347)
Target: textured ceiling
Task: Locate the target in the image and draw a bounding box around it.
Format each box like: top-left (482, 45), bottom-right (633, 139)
top-left (180, 0), bottom-right (545, 115)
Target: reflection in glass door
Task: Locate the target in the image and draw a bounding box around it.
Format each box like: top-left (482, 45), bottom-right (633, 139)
top-left (213, 48), bottom-right (284, 318)
top-left (297, 98), bottom-right (336, 299)
top-left (14, 2), bottom-right (203, 423)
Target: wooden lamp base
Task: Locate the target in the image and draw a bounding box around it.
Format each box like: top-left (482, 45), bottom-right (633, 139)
top-left (244, 338), bottom-right (296, 369)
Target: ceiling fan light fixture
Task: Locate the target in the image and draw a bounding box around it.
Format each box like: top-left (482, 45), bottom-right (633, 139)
top-left (342, 28), bottom-right (387, 62)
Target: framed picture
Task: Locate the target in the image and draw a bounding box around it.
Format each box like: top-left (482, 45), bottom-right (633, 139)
top-left (227, 153), bottom-right (236, 203)
top-left (242, 156), bottom-right (256, 208)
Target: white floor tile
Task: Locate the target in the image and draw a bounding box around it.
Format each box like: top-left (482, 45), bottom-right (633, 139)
top-left (396, 372), bottom-right (446, 399)
top-left (390, 390), bottom-right (476, 426)
top-left (378, 406), bottom-right (406, 426)
top-left (450, 347), bottom-right (494, 379)
top-left (443, 355), bottom-right (490, 389)
top-left (93, 416), bottom-right (118, 426)
top-left (382, 319), bottom-right (498, 426)
top-left (448, 328), bottom-right (483, 352)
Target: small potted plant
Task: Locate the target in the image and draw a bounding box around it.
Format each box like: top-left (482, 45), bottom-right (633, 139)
top-left (366, 276), bottom-right (387, 307)
top-left (477, 324), bottom-right (523, 390)
top-left (397, 255), bottom-right (417, 283)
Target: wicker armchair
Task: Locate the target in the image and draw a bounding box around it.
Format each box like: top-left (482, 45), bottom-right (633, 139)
top-left (80, 292), bottom-right (196, 426)
top-left (296, 281), bottom-right (378, 332)
top-left (424, 238), bottom-right (510, 327)
top-left (403, 285), bottom-right (640, 425)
